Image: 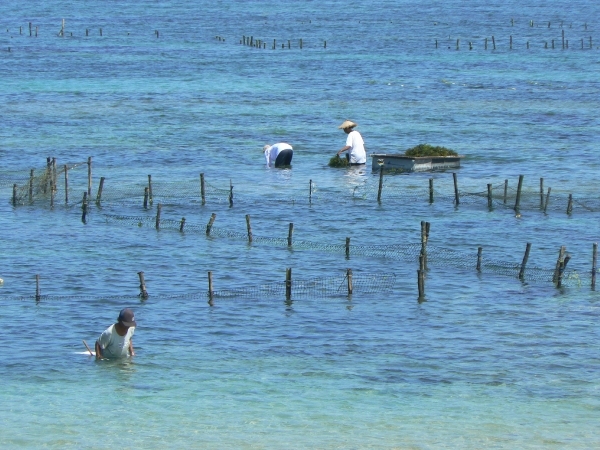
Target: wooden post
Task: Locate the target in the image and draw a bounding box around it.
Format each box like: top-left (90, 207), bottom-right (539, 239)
top-left (510, 35), bottom-right (513, 49)
top-left (539, 178), bottom-right (544, 208)
top-left (100, 28), bottom-right (102, 36)
top-left (429, 178), bottom-right (434, 203)
top-left (138, 271), bottom-right (149, 299)
top-left (208, 271), bottom-right (214, 305)
top-left (553, 246), bottom-right (566, 284)
top-left (477, 246), bottom-right (483, 272)
top-left (288, 40), bottom-right (290, 49)
top-left (179, 217), bottom-right (186, 232)
top-left (417, 269), bottom-right (425, 298)
top-left (544, 187), bottom-right (551, 213)
top-left (144, 187), bottom-right (149, 209)
top-left (456, 39), bottom-right (459, 50)
top-left (487, 183), bottom-right (493, 209)
top-left (155, 203), bottom-right (162, 230)
top-left (346, 268), bottom-right (353, 296)
top-left (63, 165), bottom-right (69, 203)
top-left (52, 158), bottom-right (57, 193)
top-left (557, 254), bottom-right (571, 288)
top-left (229, 179), bottom-right (233, 207)
top-left (309, 179), bottom-right (312, 203)
top-left (206, 213), bottom-right (216, 235)
top-left (285, 268), bottom-right (292, 300)
top-left (420, 221), bottom-right (429, 271)
top-left (566, 194), bottom-right (573, 215)
top-left (324, 40), bottom-right (327, 48)
top-left (50, 179), bottom-right (55, 207)
top-left (562, 29), bottom-right (565, 49)
top-left (87, 156), bottom-right (92, 197)
top-left (273, 39), bottom-right (276, 49)
top-left (148, 174), bottom-right (153, 205)
top-left (300, 38), bottom-right (302, 49)
top-left (200, 173), bottom-right (206, 205)
top-left (29, 169), bottom-right (34, 203)
top-left (377, 165), bottom-right (384, 202)
top-left (81, 192), bottom-right (88, 223)
top-left (485, 37), bottom-right (488, 50)
top-left (96, 176), bottom-right (105, 205)
top-left (519, 243), bottom-right (532, 280)
top-left (345, 237), bottom-right (350, 259)
top-left (29, 22), bottom-right (32, 37)
top-left (245, 214), bottom-right (253, 243)
top-left (592, 243), bottom-right (597, 290)
top-left (492, 35), bottom-right (496, 50)
top-left (44, 157), bottom-right (50, 194)
top-left (12, 184), bottom-right (17, 206)
top-left (503, 179), bottom-right (508, 204)
top-left (514, 175), bottom-right (523, 212)
top-left (288, 223), bottom-right (294, 247)
top-left (453, 172), bottom-right (460, 205)
top-left (35, 274), bottom-right (41, 302)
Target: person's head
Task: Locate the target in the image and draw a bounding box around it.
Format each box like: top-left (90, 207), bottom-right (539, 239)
top-left (117, 308), bottom-right (136, 329)
top-left (338, 120), bottom-right (357, 134)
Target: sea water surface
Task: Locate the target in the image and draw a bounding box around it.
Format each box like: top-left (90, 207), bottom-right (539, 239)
top-left (1, 0), bottom-right (600, 448)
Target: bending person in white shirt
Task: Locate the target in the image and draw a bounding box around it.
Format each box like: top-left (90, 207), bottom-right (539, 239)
top-left (95, 308), bottom-right (136, 359)
top-left (263, 143), bottom-right (293, 168)
top-left (336, 120), bottom-right (366, 165)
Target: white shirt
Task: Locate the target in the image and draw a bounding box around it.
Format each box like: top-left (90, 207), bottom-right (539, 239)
top-left (264, 143), bottom-right (293, 167)
top-left (97, 324), bottom-right (135, 358)
top-left (345, 130), bottom-right (366, 164)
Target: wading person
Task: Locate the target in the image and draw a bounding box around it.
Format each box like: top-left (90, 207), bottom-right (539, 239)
top-left (263, 142), bottom-right (293, 168)
top-left (95, 308), bottom-right (136, 359)
top-left (336, 120), bottom-right (366, 165)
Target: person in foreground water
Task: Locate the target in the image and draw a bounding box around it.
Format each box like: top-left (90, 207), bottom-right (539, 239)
top-left (336, 120), bottom-right (366, 165)
top-left (95, 308), bottom-right (136, 360)
top-left (263, 142), bottom-right (293, 168)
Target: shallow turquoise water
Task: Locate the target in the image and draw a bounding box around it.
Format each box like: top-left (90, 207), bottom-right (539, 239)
top-left (1, 1), bottom-right (600, 448)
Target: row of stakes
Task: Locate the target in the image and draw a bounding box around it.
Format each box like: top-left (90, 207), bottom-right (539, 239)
top-left (28, 221), bottom-right (595, 306)
top-left (437, 31), bottom-right (594, 50)
top-left (9, 159), bottom-right (589, 218)
top-left (8, 21), bottom-right (160, 38)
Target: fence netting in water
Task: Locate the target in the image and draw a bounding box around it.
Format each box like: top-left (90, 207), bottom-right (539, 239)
top-left (104, 214), bottom-right (589, 287)
top-left (5, 165), bottom-right (600, 214)
top-left (5, 272), bottom-right (396, 302)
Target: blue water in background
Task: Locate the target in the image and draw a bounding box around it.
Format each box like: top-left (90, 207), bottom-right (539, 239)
top-left (1, 1), bottom-right (600, 448)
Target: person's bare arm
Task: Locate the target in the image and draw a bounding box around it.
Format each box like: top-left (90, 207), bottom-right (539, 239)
top-left (95, 341), bottom-right (103, 360)
top-left (129, 340), bottom-right (135, 357)
top-left (337, 145), bottom-right (351, 155)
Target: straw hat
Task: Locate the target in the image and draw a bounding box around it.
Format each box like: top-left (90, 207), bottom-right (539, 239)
top-left (263, 144), bottom-right (271, 151)
top-left (338, 120), bottom-right (357, 129)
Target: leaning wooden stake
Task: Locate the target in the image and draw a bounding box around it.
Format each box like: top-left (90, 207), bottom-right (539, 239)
top-left (566, 194), bottom-right (573, 215)
top-left (557, 254), bottom-right (571, 288)
top-left (138, 271), bottom-right (149, 299)
top-left (543, 187), bottom-right (551, 213)
top-left (346, 268), bottom-right (353, 295)
top-left (453, 172), bottom-right (460, 205)
top-left (245, 214), bottom-right (253, 243)
top-left (539, 178), bottom-right (544, 208)
top-left (377, 166), bottom-right (384, 202)
top-left (309, 179), bottom-right (313, 204)
top-left (519, 242), bottom-right (532, 280)
top-left (285, 268), bottom-right (292, 300)
top-left (229, 179), bottom-right (233, 207)
top-left (552, 246), bottom-right (566, 284)
top-left (514, 175), bottom-right (524, 211)
top-left (96, 177), bottom-right (105, 205)
top-left (206, 213), bottom-right (217, 235)
top-left (345, 237), bottom-right (351, 259)
top-left (477, 246), bottom-right (483, 272)
top-left (592, 243), bottom-right (597, 290)
top-left (179, 217), bottom-right (186, 232)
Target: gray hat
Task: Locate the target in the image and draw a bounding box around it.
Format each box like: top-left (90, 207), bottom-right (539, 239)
top-left (118, 308), bottom-right (136, 327)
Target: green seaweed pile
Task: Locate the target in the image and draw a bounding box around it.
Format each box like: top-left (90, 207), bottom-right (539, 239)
top-left (404, 143), bottom-right (458, 157)
top-left (328, 154), bottom-right (349, 167)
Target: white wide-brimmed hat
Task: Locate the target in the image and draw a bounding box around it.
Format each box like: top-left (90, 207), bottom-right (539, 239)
top-left (338, 120), bottom-right (357, 129)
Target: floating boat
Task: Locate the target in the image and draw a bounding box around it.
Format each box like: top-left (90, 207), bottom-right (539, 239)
top-left (371, 153), bottom-right (464, 173)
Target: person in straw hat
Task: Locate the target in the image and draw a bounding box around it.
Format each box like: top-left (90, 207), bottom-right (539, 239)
top-left (263, 142), bottom-right (293, 168)
top-left (336, 120), bottom-right (366, 165)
